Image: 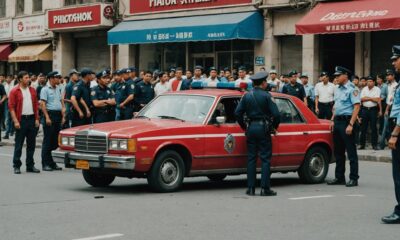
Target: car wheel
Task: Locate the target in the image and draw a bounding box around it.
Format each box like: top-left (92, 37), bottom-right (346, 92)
top-left (298, 146), bottom-right (329, 184)
top-left (207, 174), bottom-right (227, 182)
top-left (82, 170), bottom-right (115, 187)
top-left (147, 150), bottom-right (185, 193)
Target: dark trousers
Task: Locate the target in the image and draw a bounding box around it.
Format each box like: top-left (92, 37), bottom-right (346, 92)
top-left (41, 111), bottom-right (62, 167)
top-left (333, 118), bottom-right (359, 181)
top-left (318, 102), bottom-right (333, 120)
top-left (307, 97), bottom-right (315, 113)
top-left (71, 111), bottom-right (91, 127)
top-left (389, 119), bottom-right (400, 215)
top-left (246, 122), bottom-right (272, 189)
top-left (13, 115), bottom-right (38, 169)
top-left (360, 107), bottom-right (378, 147)
top-left (120, 106), bottom-right (134, 120)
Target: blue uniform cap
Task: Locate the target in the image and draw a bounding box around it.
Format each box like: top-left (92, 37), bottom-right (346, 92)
top-left (288, 70), bottom-right (298, 77)
top-left (333, 66), bottom-right (352, 76)
top-left (69, 69), bottom-right (80, 76)
top-left (80, 68), bottom-right (95, 77)
top-left (129, 67), bottom-right (137, 72)
top-left (194, 65), bottom-right (203, 71)
top-left (250, 71), bottom-right (268, 84)
top-left (96, 69), bottom-right (111, 78)
top-left (113, 69), bottom-right (121, 75)
top-left (300, 73), bottom-right (309, 78)
top-left (320, 71), bottom-right (329, 77)
top-left (209, 66), bottom-right (217, 72)
top-left (391, 45), bottom-right (400, 60)
top-left (386, 69), bottom-right (395, 75)
top-left (238, 66), bottom-right (246, 71)
top-left (120, 68), bottom-right (131, 74)
top-left (366, 75), bottom-right (375, 81)
top-left (47, 71), bottom-right (62, 78)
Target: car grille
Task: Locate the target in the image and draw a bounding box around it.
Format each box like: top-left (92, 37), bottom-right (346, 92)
top-left (75, 130), bottom-right (108, 154)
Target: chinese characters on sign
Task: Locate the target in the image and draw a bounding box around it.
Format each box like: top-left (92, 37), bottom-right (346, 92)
top-left (0, 19), bottom-right (12, 40)
top-left (13, 15), bottom-right (48, 41)
top-left (145, 31), bottom-right (194, 41)
top-left (325, 22), bottom-right (381, 32)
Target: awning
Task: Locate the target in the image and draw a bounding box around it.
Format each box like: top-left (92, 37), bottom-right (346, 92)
top-left (296, 0), bottom-right (400, 35)
top-left (108, 12), bottom-right (264, 45)
top-left (8, 43), bottom-right (52, 62)
top-left (0, 44), bottom-right (12, 61)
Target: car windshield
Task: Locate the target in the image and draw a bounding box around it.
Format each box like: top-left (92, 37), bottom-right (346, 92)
top-left (138, 95), bottom-right (215, 123)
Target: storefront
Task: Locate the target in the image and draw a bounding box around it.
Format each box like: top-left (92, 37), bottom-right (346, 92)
top-left (296, 0), bottom-right (400, 77)
top-left (9, 14), bottom-right (53, 74)
top-left (0, 19), bottom-right (13, 75)
top-left (47, 3), bottom-right (114, 75)
top-left (111, 0), bottom-right (262, 73)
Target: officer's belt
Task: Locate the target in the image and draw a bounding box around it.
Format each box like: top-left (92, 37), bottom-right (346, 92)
top-left (95, 108), bottom-right (114, 114)
top-left (334, 115), bottom-right (352, 121)
top-left (362, 106), bottom-right (378, 110)
top-left (249, 120), bottom-right (266, 125)
top-left (318, 101), bottom-right (334, 106)
top-left (47, 110), bottom-right (62, 114)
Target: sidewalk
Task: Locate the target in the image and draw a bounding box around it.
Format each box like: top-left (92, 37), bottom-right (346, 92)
top-left (0, 132), bottom-right (393, 163)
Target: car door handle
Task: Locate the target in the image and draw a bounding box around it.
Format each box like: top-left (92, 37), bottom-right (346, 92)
top-left (303, 132), bottom-right (309, 135)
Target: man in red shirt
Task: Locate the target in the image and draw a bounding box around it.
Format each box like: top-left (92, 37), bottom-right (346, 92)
top-left (8, 71), bottom-right (40, 174)
top-left (169, 67), bottom-right (190, 91)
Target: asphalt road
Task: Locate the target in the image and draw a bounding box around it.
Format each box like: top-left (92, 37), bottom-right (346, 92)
top-left (0, 145), bottom-right (398, 240)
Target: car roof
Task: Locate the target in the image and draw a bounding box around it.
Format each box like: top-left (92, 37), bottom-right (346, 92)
top-left (163, 89), bottom-right (290, 99)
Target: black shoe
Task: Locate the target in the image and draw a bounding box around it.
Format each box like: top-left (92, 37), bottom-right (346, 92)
top-left (358, 146), bottom-right (365, 150)
top-left (14, 168), bottom-right (21, 174)
top-left (260, 188), bottom-right (277, 196)
top-left (26, 167), bottom-right (40, 173)
top-left (327, 178), bottom-right (346, 185)
top-left (382, 213), bottom-right (400, 224)
top-left (51, 164), bottom-right (62, 171)
top-left (3, 135), bottom-right (9, 139)
top-left (373, 146), bottom-right (379, 151)
top-left (42, 165), bottom-right (53, 171)
top-left (346, 179), bottom-right (358, 187)
top-left (246, 187), bottom-right (255, 196)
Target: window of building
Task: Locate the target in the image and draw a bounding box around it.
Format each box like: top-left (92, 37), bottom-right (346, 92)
top-left (33, 0), bottom-right (42, 12)
top-left (0, 0), bottom-right (6, 18)
top-left (16, 0), bottom-right (24, 15)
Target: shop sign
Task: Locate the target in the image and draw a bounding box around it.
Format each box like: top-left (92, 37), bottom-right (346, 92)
top-left (0, 19), bottom-right (12, 40)
top-left (13, 15), bottom-right (48, 41)
top-left (255, 56), bottom-right (265, 66)
top-left (48, 4), bottom-right (113, 30)
top-left (130, 0), bottom-right (253, 14)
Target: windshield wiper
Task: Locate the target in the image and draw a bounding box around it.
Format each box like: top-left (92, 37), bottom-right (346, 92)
top-left (135, 115), bottom-right (150, 119)
top-left (157, 115), bottom-right (185, 122)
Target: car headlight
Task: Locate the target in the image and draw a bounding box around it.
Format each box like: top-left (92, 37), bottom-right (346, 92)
top-left (60, 136), bottom-right (75, 147)
top-left (109, 139), bottom-right (136, 152)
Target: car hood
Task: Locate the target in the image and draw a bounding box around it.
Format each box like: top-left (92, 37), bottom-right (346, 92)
top-left (60, 119), bottom-right (200, 138)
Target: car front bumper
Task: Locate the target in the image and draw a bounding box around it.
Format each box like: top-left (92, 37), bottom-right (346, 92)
top-left (51, 150), bottom-right (135, 170)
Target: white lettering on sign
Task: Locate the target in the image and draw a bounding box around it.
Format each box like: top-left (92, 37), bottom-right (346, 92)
top-left (149, 0), bottom-right (212, 8)
top-left (53, 12), bottom-right (93, 24)
top-left (320, 10), bottom-right (389, 22)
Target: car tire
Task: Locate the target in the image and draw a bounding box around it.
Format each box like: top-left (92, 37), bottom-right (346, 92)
top-left (82, 170), bottom-right (115, 187)
top-left (207, 174), bottom-right (227, 182)
top-left (147, 150), bottom-right (185, 193)
top-left (298, 146), bottom-right (329, 184)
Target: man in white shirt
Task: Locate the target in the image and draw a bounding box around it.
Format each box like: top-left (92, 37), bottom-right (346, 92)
top-left (205, 67), bottom-right (220, 85)
top-left (154, 72), bottom-right (171, 96)
top-left (380, 69), bottom-right (399, 149)
top-left (235, 66), bottom-right (252, 86)
top-left (267, 70), bottom-right (281, 92)
top-left (315, 71), bottom-right (335, 119)
top-left (192, 66), bottom-right (205, 84)
top-left (359, 76), bottom-right (382, 150)
top-left (3, 76), bottom-right (15, 139)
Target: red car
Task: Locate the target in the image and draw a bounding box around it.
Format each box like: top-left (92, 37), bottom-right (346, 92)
top-left (52, 89), bottom-right (334, 192)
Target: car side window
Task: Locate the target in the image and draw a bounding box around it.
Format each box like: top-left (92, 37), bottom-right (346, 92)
top-left (275, 98), bottom-right (304, 124)
top-left (210, 97), bottom-right (241, 124)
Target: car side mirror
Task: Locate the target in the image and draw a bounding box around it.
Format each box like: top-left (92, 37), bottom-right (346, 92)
top-left (216, 116), bottom-right (226, 125)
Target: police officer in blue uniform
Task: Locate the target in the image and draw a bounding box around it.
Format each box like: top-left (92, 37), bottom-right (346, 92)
top-left (111, 70), bottom-right (124, 120)
top-left (382, 45), bottom-right (400, 224)
top-left (235, 72), bottom-right (281, 196)
top-left (119, 68), bottom-right (135, 120)
top-left (282, 70), bottom-right (308, 105)
top-left (133, 71), bottom-right (155, 112)
top-left (91, 70), bottom-right (116, 123)
top-left (71, 68), bottom-right (94, 127)
top-left (62, 69), bottom-right (80, 128)
top-left (40, 71), bottom-right (64, 171)
top-left (327, 66), bottom-right (361, 187)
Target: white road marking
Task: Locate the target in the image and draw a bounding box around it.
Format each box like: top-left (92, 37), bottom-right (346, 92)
top-left (289, 195), bottom-right (334, 200)
top-left (0, 153), bottom-right (13, 157)
top-left (345, 194), bottom-right (365, 197)
top-left (72, 233), bottom-right (124, 240)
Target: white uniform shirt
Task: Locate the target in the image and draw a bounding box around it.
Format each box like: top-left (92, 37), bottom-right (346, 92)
top-left (315, 82), bottom-right (335, 103)
top-left (361, 86), bottom-right (381, 108)
top-left (154, 82), bottom-right (171, 96)
top-left (21, 87), bottom-right (34, 115)
top-left (387, 81), bottom-right (398, 105)
top-left (4, 80), bottom-right (15, 97)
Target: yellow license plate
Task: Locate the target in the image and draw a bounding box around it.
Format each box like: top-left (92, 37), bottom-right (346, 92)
top-left (76, 160), bottom-right (90, 170)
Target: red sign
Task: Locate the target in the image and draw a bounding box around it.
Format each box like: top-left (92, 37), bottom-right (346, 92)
top-left (130, 0), bottom-right (253, 14)
top-left (48, 5), bottom-right (102, 30)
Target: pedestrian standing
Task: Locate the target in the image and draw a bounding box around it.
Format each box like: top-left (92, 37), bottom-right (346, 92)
top-left (91, 70), bottom-right (116, 123)
top-left (8, 71), bottom-right (40, 174)
top-left (380, 69), bottom-right (399, 149)
top-left (0, 81), bottom-right (6, 144)
top-left (205, 67), bottom-right (220, 85)
top-left (234, 66), bottom-right (252, 85)
top-left (267, 70), bottom-right (281, 92)
top-left (154, 72), bottom-right (171, 96)
top-left (301, 73), bottom-right (315, 112)
top-left (62, 69), bottom-right (80, 128)
top-left (70, 68), bottom-right (94, 127)
top-left (110, 70), bottom-right (125, 120)
top-left (119, 68), bottom-right (135, 120)
top-left (315, 71), bottom-right (335, 120)
top-left (3, 75), bottom-right (15, 139)
top-left (327, 66), bottom-right (360, 187)
top-left (235, 72), bottom-right (280, 196)
top-left (377, 74), bottom-right (388, 135)
top-left (40, 71), bottom-right (64, 171)
top-left (134, 71), bottom-right (155, 112)
top-left (282, 70), bottom-right (307, 105)
top-left (192, 66), bottom-right (205, 83)
top-left (169, 68), bottom-right (189, 91)
top-left (359, 76), bottom-right (382, 150)
top-left (381, 45), bottom-right (400, 224)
